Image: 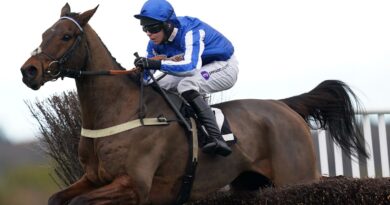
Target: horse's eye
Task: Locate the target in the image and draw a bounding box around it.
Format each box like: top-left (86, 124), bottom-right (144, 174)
top-left (62, 35), bottom-right (72, 41)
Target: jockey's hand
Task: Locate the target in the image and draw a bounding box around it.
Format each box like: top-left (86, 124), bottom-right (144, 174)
top-left (134, 57), bottom-right (161, 70)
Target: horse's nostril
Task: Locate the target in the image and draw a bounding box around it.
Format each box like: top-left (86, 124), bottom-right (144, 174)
top-left (22, 65), bottom-right (38, 79)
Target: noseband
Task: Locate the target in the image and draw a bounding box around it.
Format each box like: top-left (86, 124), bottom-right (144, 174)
top-left (32, 16), bottom-right (86, 79)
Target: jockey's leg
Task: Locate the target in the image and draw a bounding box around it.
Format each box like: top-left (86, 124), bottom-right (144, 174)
top-left (68, 175), bottom-right (141, 205)
top-left (182, 90), bottom-right (232, 156)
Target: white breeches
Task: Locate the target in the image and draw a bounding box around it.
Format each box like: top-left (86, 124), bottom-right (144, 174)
top-left (157, 55), bottom-right (239, 95)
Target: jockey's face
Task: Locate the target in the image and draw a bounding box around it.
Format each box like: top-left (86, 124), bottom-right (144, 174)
top-left (143, 23), bottom-right (165, 45)
top-left (146, 29), bottom-right (165, 45)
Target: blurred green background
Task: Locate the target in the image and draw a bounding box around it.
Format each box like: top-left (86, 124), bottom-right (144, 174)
top-left (0, 136), bottom-right (58, 205)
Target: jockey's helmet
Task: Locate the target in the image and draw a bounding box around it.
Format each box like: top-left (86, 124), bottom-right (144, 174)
top-left (134, 0), bottom-right (177, 26)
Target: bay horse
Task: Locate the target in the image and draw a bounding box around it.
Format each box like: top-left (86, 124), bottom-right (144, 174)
top-left (20, 4), bottom-right (367, 205)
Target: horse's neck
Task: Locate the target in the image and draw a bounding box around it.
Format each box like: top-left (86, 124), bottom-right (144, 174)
top-left (76, 25), bottom-right (140, 129)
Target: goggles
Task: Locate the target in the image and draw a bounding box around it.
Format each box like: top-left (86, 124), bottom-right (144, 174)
top-left (142, 23), bottom-right (163, 34)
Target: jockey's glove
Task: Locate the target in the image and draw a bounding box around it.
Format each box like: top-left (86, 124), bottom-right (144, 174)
top-left (134, 57), bottom-right (161, 70)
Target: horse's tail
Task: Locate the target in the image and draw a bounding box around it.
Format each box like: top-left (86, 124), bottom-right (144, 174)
top-left (280, 80), bottom-right (368, 158)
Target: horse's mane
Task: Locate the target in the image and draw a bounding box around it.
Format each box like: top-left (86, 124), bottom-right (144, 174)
top-left (66, 13), bottom-right (140, 82)
top-left (95, 36), bottom-right (141, 82)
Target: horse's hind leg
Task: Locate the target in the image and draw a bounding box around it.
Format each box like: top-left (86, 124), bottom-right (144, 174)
top-left (271, 133), bottom-right (320, 186)
top-left (68, 175), bottom-right (140, 205)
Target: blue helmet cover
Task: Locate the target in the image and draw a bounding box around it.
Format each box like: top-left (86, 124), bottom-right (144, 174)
top-left (134, 0), bottom-right (177, 22)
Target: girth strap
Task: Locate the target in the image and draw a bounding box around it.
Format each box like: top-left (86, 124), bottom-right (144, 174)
top-left (175, 117), bottom-right (199, 205)
top-left (81, 117), bottom-right (169, 138)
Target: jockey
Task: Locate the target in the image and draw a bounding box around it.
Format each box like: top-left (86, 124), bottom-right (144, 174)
top-left (134, 0), bottom-right (239, 157)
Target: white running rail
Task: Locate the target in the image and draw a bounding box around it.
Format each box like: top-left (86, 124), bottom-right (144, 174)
top-left (313, 110), bottom-right (390, 178)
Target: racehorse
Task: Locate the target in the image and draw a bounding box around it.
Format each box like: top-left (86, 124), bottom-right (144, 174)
top-left (20, 4), bottom-right (368, 205)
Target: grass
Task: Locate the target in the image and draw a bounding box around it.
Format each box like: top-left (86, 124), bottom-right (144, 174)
top-left (0, 164), bottom-right (59, 205)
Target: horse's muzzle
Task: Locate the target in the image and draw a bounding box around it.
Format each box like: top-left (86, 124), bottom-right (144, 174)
top-left (21, 65), bottom-right (38, 79)
top-left (21, 65), bottom-right (41, 90)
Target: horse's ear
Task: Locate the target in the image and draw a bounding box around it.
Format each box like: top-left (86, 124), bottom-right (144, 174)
top-left (61, 3), bottom-right (71, 17)
top-left (77, 5), bottom-right (99, 27)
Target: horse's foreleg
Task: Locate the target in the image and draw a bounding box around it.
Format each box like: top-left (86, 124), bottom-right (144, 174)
top-left (68, 175), bottom-right (141, 205)
top-left (48, 174), bottom-right (96, 205)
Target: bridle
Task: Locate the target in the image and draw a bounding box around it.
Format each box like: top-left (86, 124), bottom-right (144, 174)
top-left (31, 16), bottom-right (88, 80)
top-left (32, 16), bottom-right (138, 80)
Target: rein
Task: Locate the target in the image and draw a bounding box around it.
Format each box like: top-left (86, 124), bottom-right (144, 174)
top-left (60, 67), bottom-right (141, 78)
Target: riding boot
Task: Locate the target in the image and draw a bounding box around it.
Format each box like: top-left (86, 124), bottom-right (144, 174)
top-left (182, 90), bottom-right (232, 157)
